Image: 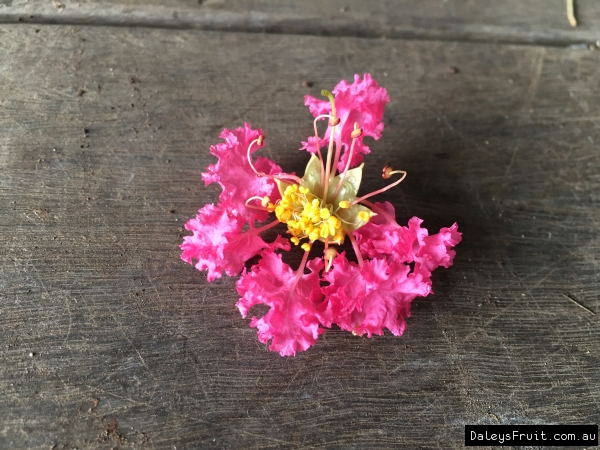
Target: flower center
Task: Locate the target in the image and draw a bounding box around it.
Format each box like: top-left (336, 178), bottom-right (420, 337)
top-left (274, 184), bottom-right (344, 245)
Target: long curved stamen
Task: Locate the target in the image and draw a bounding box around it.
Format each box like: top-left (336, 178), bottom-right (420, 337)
top-left (247, 137), bottom-right (302, 184)
top-left (244, 196), bottom-right (274, 212)
top-left (247, 137), bottom-right (264, 176)
top-left (313, 114), bottom-right (334, 187)
top-left (330, 123), bottom-right (362, 202)
top-left (350, 168), bottom-right (407, 206)
top-left (289, 244), bottom-right (311, 293)
top-left (331, 139), bottom-right (341, 180)
top-left (249, 219), bottom-right (281, 235)
top-left (323, 127), bottom-right (335, 199)
top-left (320, 90), bottom-right (339, 200)
top-left (346, 232), bottom-right (363, 267)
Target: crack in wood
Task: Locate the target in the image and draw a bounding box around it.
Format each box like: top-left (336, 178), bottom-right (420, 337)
top-left (562, 293), bottom-right (596, 315)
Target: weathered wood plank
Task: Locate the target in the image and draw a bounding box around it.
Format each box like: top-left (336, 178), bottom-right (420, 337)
top-left (0, 24), bottom-right (599, 448)
top-left (1, 0), bottom-right (600, 46)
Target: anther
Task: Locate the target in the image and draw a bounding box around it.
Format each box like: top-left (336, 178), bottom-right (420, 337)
top-left (324, 248), bottom-right (337, 272)
top-left (257, 135), bottom-right (265, 146)
top-left (301, 243), bottom-right (312, 252)
top-left (358, 210), bottom-right (375, 222)
top-left (261, 196), bottom-right (270, 207)
top-left (382, 166), bottom-right (393, 179)
top-left (338, 200), bottom-right (350, 209)
top-left (329, 117), bottom-right (341, 126)
top-left (350, 122), bottom-right (363, 139)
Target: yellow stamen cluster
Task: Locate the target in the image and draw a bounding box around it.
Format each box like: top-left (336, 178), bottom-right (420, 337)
top-left (274, 184), bottom-right (344, 245)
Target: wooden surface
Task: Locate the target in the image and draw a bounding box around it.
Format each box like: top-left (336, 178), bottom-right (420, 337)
top-left (1, 0), bottom-right (600, 45)
top-left (0, 1), bottom-right (599, 449)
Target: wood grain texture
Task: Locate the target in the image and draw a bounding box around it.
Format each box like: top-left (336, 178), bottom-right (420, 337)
top-left (1, 0), bottom-right (600, 46)
top-left (0, 24), bottom-right (599, 449)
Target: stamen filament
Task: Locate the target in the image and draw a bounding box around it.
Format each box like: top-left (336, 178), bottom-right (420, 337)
top-left (320, 90), bottom-right (338, 201)
top-left (313, 114), bottom-right (334, 188)
top-left (350, 170), bottom-right (407, 206)
top-left (244, 197), bottom-right (273, 212)
top-left (323, 129), bottom-right (335, 200)
top-left (246, 138), bottom-right (264, 177)
top-left (246, 137), bottom-right (302, 184)
top-left (244, 204), bottom-right (271, 211)
top-left (346, 232), bottom-right (363, 267)
top-left (250, 219), bottom-right (281, 235)
top-left (290, 245), bottom-right (311, 293)
top-left (331, 139), bottom-right (341, 180)
top-left (330, 135), bottom-right (357, 202)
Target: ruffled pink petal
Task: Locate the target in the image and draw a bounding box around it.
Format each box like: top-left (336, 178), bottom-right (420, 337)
top-left (201, 123), bottom-right (282, 223)
top-left (304, 95), bottom-right (331, 117)
top-left (299, 136), bottom-right (327, 154)
top-left (320, 253), bottom-right (366, 330)
top-left (415, 222), bottom-right (461, 274)
top-left (322, 254), bottom-right (431, 337)
top-left (302, 74), bottom-right (390, 171)
top-left (353, 202), bottom-right (461, 272)
top-left (353, 201), bottom-right (413, 262)
top-left (181, 204), bottom-right (289, 282)
top-left (332, 73), bottom-right (388, 141)
top-left (236, 252), bottom-right (326, 356)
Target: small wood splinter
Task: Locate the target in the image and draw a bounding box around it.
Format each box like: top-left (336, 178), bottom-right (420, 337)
top-left (566, 0), bottom-right (577, 27)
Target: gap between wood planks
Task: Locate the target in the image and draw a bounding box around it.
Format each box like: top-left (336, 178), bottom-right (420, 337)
top-left (0, 8), bottom-right (599, 48)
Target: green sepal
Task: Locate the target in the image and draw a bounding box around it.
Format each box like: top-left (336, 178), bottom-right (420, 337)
top-left (327, 163), bottom-right (363, 209)
top-left (300, 154), bottom-right (322, 194)
top-left (275, 178), bottom-right (291, 197)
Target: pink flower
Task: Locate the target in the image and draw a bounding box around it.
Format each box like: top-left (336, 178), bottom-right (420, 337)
top-left (303, 73), bottom-right (390, 171)
top-left (181, 204), bottom-right (289, 282)
top-left (236, 251), bottom-right (326, 356)
top-left (202, 123), bottom-right (282, 223)
top-left (182, 74), bottom-right (461, 356)
top-left (322, 253), bottom-right (431, 337)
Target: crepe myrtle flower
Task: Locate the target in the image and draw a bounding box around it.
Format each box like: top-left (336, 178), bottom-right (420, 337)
top-left (182, 74), bottom-right (461, 356)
